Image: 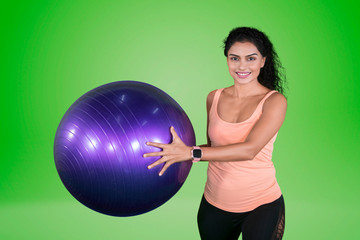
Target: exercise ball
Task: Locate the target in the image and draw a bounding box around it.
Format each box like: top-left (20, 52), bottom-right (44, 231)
top-left (54, 81), bottom-right (195, 217)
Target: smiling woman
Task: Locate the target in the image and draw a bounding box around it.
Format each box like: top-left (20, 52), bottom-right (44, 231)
top-left (144, 27), bottom-right (287, 240)
top-left (227, 42), bottom-right (266, 85)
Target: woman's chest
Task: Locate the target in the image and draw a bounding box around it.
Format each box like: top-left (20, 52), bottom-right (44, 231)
top-left (217, 95), bottom-right (264, 123)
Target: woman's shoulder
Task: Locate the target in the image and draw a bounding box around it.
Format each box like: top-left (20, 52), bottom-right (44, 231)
top-left (268, 91), bottom-right (287, 102)
top-left (206, 88), bottom-right (223, 111)
top-left (207, 89), bottom-right (217, 100)
top-left (207, 86), bottom-right (230, 100)
top-left (206, 90), bottom-right (217, 111)
top-left (263, 91), bottom-right (287, 111)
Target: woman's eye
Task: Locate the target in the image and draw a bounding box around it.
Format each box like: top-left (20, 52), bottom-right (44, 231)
top-left (248, 57), bottom-right (256, 61)
top-left (231, 57), bottom-right (238, 61)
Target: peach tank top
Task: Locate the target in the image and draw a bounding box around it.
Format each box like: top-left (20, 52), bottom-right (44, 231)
top-left (204, 88), bottom-right (282, 212)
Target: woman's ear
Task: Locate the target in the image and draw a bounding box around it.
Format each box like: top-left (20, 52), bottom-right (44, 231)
top-left (261, 56), bottom-right (266, 68)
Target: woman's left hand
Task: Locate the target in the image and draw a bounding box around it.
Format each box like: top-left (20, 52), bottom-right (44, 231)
top-left (143, 126), bottom-right (192, 176)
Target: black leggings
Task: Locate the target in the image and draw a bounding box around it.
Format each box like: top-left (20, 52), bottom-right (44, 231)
top-left (197, 195), bottom-right (285, 240)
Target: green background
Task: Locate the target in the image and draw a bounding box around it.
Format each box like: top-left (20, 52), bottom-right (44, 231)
top-left (1, 0), bottom-right (359, 239)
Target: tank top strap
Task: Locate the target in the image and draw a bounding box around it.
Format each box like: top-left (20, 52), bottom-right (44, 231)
top-left (210, 88), bottom-right (224, 114)
top-left (259, 90), bottom-right (277, 105)
top-left (253, 90), bottom-right (278, 115)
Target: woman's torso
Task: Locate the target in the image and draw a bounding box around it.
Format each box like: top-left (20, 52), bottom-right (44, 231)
top-left (204, 87), bottom-right (282, 212)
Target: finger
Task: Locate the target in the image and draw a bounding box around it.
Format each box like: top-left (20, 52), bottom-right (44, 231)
top-left (158, 161), bottom-right (173, 176)
top-left (147, 157), bottom-right (166, 169)
top-left (143, 151), bottom-right (163, 158)
top-left (170, 126), bottom-right (180, 141)
top-left (146, 141), bottom-right (166, 149)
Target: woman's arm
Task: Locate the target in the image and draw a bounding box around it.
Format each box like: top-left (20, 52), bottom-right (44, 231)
top-left (199, 90), bottom-right (216, 148)
top-left (144, 92), bottom-right (287, 175)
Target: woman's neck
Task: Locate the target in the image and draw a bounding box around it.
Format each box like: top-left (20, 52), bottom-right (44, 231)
top-left (230, 79), bottom-right (267, 98)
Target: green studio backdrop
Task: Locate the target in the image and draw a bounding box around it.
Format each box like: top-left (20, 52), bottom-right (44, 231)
top-left (1, 0), bottom-right (359, 239)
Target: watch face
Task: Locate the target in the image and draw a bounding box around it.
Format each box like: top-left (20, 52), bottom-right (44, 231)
top-left (193, 149), bottom-right (202, 158)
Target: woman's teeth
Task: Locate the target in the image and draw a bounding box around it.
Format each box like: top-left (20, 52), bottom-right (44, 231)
top-left (237, 72), bottom-right (250, 76)
top-left (236, 72), bottom-right (251, 78)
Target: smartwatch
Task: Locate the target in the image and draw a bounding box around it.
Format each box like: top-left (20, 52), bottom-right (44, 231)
top-left (191, 146), bottom-right (202, 162)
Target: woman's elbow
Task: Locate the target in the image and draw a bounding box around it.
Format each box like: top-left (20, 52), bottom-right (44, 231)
top-left (245, 145), bottom-right (261, 160)
top-left (247, 151), bottom-right (257, 160)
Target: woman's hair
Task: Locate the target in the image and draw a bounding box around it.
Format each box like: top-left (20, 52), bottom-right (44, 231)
top-left (223, 27), bottom-right (287, 96)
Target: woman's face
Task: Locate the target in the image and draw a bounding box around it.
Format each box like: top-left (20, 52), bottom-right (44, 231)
top-left (226, 41), bottom-right (266, 85)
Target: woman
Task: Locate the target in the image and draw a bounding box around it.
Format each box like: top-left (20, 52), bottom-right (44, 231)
top-left (144, 27), bottom-right (287, 240)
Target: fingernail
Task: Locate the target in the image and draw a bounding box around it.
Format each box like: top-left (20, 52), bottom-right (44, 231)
top-left (159, 173), bottom-right (162, 176)
top-left (146, 142), bottom-right (149, 145)
top-left (148, 166), bottom-right (151, 169)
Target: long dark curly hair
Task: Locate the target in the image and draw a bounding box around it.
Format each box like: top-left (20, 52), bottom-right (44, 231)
top-left (223, 27), bottom-right (287, 96)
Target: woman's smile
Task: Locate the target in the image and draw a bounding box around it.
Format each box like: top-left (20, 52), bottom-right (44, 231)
top-left (236, 72), bottom-right (251, 78)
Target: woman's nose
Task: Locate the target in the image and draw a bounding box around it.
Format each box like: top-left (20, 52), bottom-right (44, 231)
top-left (237, 60), bottom-right (247, 69)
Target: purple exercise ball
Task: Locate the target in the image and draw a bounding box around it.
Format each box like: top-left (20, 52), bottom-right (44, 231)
top-left (54, 81), bottom-right (195, 217)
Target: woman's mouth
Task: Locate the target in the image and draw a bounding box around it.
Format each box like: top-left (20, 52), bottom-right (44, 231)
top-left (236, 72), bottom-right (251, 79)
